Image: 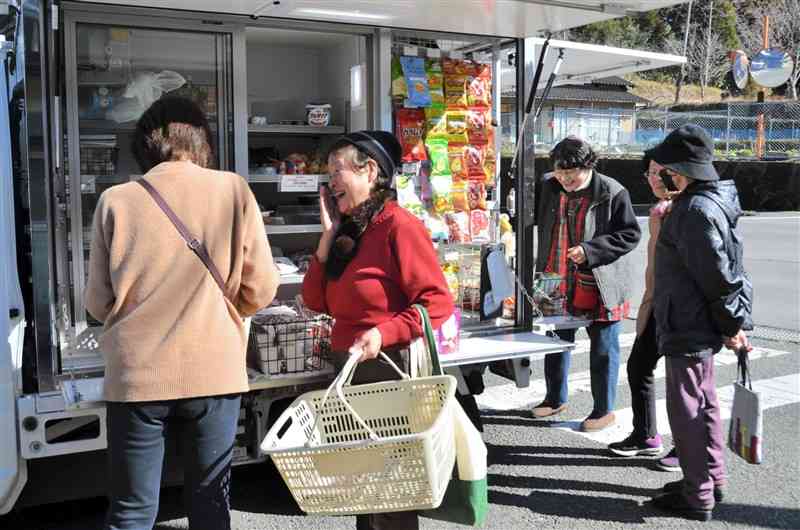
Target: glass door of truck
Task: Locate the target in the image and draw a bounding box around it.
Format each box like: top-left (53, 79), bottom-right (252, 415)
top-left (62, 14), bottom-right (236, 362)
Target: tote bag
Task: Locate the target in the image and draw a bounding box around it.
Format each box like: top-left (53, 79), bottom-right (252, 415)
top-left (728, 347), bottom-right (763, 464)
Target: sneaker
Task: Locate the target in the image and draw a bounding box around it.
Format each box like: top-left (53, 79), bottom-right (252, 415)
top-left (531, 401), bottom-right (567, 418)
top-left (647, 491), bottom-right (712, 522)
top-left (655, 447), bottom-right (681, 472)
top-left (608, 434), bottom-right (663, 457)
top-left (664, 479), bottom-right (725, 503)
top-left (580, 412), bottom-right (616, 432)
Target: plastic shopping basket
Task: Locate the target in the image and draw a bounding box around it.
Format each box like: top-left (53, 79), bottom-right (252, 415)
top-left (260, 352), bottom-right (457, 515)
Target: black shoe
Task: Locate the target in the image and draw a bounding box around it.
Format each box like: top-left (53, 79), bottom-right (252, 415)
top-left (663, 479), bottom-right (725, 503)
top-left (648, 491), bottom-right (712, 522)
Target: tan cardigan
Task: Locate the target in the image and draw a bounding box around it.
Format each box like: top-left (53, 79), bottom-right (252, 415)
top-left (85, 161), bottom-right (279, 402)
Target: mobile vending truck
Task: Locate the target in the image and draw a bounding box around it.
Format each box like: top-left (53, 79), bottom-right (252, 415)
top-left (0, 0), bottom-right (686, 511)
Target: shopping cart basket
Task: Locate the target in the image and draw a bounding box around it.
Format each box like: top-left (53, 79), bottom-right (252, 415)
top-left (260, 352), bottom-right (457, 515)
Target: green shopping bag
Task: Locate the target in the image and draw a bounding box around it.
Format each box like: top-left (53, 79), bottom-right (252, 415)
top-left (414, 305), bottom-right (489, 527)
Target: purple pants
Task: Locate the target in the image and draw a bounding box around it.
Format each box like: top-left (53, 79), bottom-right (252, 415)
top-left (665, 355), bottom-right (727, 510)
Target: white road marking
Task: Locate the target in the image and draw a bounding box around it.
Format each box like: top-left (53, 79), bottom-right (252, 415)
top-left (476, 343), bottom-right (794, 413)
top-left (564, 373), bottom-right (800, 446)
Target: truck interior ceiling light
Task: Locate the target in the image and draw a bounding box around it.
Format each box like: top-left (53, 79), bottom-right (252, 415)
top-left (293, 8), bottom-right (392, 21)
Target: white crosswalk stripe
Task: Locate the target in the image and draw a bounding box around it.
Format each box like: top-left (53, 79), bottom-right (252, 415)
top-left (475, 337), bottom-right (794, 413)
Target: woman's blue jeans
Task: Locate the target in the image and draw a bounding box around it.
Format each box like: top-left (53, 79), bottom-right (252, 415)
top-left (544, 321), bottom-right (621, 417)
top-left (105, 395), bottom-right (241, 530)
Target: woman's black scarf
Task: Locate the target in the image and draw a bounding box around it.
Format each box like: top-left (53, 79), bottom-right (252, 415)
top-left (325, 189), bottom-right (394, 280)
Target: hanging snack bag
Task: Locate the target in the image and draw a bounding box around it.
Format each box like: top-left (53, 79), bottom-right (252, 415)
top-left (443, 58), bottom-right (470, 109)
top-left (451, 181), bottom-right (468, 212)
top-left (466, 108), bottom-right (491, 144)
top-left (424, 213), bottom-right (450, 242)
top-left (470, 209), bottom-right (491, 243)
top-left (447, 143), bottom-right (468, 181)
top-left (468, 62), bottom-right (493, 108)
top-left (425, 104), bottom-right (447, 138)
top-left (400, 56), bottom-right (432, 108)
top-left (395, 108), bottom-right (428, 162)
top-left (395, 173), bottom-right (425, 218)
top-left (426, 58), bottom-right (445, 106)
top-left (440, 262), bottom-right (461, 304)
top-left (391, 56), bottom-right (408, 100)
top-left (467, 181), bottom-right (487, 210)
top-left (426, 137), bottom-right (450, 176)
top-left (445, 211), bottom-right (471, 243)
top-left (430, 173), bottom-right (454, 215)
top-left (446, 111), bottom-right (469, 144)
top-left (464, 144), bottom-right (487, 181)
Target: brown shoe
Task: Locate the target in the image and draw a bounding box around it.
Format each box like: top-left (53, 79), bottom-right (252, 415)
top-left (581, 412), bottom-right (616, 432)
top-left (532, 401), bottom-right (567, 418)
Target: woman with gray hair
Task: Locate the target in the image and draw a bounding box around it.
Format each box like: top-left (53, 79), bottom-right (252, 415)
top-left (302, 130), bottom-right (454, 530)
top-left (86, 96), bottom-right (279, 530)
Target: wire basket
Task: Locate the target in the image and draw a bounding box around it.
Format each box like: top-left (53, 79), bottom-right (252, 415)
top-left (80, 145), bottom-right (118, 176)
top-left (261, 353), bottom-right (457, 515)
top-left (247, 313), bottom-right (333, 377)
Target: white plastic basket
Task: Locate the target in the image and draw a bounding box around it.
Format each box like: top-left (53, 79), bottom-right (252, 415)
top-left (260, 352), bottom-right (457, 515)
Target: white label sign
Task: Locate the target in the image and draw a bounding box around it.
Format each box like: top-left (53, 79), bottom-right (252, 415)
top-left (280, 174), bottom-right (320, 193)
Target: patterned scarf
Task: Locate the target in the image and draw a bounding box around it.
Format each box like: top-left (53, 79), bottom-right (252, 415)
top-left (325, 189), bottom-right (395, 279)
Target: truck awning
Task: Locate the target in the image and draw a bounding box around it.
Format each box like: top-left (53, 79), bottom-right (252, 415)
top-left (76, 0), bottom-right (690, 38)
top-left (527, 38), bottom-right (686, 86)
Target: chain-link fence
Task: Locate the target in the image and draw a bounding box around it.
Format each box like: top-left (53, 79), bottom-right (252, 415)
top-left (532, 101), bottom-right (800, 160)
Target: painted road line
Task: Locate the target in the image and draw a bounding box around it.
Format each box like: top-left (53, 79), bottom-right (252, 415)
top-left (559, 373), bottom-right (800, 446)
top-left (476, 345), bottom-right (795, 412)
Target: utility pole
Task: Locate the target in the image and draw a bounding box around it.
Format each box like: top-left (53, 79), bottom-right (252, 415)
top-left (675, 0), bottom-right (694, 104)
top-left (755, 15), bottom-right (769, 159)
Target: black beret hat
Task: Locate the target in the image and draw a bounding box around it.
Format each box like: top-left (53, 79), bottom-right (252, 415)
top-left (329, 130), bottom-right (402, 180)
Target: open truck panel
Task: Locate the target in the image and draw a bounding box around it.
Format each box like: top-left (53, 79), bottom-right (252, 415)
top-left (0, 0), bottom-right (686, 513)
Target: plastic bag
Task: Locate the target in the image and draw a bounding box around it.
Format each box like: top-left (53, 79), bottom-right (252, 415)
top-left (108, 70), bottom-right (186, 123)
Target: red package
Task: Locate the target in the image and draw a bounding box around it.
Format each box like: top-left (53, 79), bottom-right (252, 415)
top-left (466, 108), bottom-right (491, 144)
top-left (446, 212), bottom-right (471, 243)
top-left (470, 209), bottom-right (490, 242)
top-left (395, 108), bottom-right (428, 162)
top-left (468, 62), bottom-right (492, 108)
top-left (467, 181), bottom-right (487, 210)
top-left (464, 144), bottom-right (487, 180)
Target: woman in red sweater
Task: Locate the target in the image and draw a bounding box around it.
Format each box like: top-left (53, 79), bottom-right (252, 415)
top-left (302, 130), bottom-right (453, 530)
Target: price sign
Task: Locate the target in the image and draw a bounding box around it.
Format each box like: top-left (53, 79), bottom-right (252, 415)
top-left (280, 174), bottom-right (320, 193)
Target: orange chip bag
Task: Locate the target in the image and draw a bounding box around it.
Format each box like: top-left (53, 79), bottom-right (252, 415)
top-left (446, 212), bottom-right (471, 243)
top-left (395, 108), bottom-right (428, 162)
top-left (447, 143), bottom-right (468, 181)
top-left (452, 181), bottom-right (468, 212)
top-left (467, 181), bottom-right (487, 210)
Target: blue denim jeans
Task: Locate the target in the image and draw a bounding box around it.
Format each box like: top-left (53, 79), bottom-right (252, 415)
top-left (544, 320), bottom-right (621, 417)
top-left (105, 395), bottom-right (241, 530)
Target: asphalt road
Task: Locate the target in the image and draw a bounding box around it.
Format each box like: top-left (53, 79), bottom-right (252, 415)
top-left (2, 212), bottom-right (798, 529)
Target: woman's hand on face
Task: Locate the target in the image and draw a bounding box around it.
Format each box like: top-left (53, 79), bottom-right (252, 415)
top-left (319, 185), bottom-right (340, 235)
top-left (567, 245), bottom-right (587, 264)
top-left (349, 327), bottom-right (382, 363)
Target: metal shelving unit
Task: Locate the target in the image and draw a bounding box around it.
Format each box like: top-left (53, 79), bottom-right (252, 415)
top-left (264, 224), bottom-right (322, 235)
top-left (248, 124), bottom-right (344, 135)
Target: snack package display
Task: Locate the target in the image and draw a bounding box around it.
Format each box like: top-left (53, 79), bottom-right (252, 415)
top-left (445, 111), bottom-right (469, 144)
top-left (400, 56), bottom-right (432, 108)
top-left (425, 104), bottom-right (447, 138)
top-left (426, 137), bottom-right (450, 176)
top-left (395, 108), bottom-right (428, 162)
top-left (443, 58), bottom-right (470, 109)
top-left (451, 181), bottom-right (468, 212)
top-left (430, 173), bottom-right (454, 215)
top-left (391, 56), bottom-right (408, 99)
top-left (395, 173), bottom-right (425, 218)
top-left (447, 143), bottom-right (468, 181)
top-left (466, 108), bottom-right (491, 144)
top-left (424, 213), bottom-right (450, 241)
top-left (445, 211), bottom-right (471, 243)
top-left (441, 262), bottom-right (461, 303)
top-left (464, 144), bottom-right (487, 180)
top-left (468, 62), bottom-right (492, 108)
top-left (426, 58), bottom-right (445, 106)
top-left (470, 209), bottom-right (490, 242)
top-left (467, 181), bottom-right (487, 210)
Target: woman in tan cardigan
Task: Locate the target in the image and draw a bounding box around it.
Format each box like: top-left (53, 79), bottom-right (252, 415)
top-left (85, 96), bottom-right (278, 530)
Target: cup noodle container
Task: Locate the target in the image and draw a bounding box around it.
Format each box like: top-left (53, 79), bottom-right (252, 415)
top-left (306, 104), bottom-right (331, 127)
